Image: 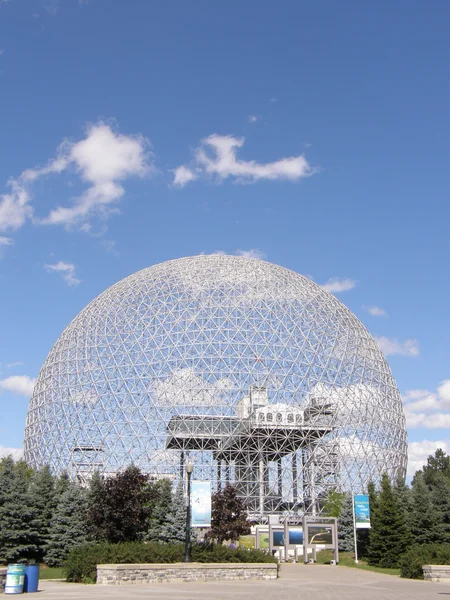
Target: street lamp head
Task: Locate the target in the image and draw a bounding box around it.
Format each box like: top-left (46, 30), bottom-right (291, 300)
top-left (185, 461), bottom-right (194, 474)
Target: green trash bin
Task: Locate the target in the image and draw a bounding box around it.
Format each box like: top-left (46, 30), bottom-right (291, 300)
top-left (5, 564), bottom-right (25, 595)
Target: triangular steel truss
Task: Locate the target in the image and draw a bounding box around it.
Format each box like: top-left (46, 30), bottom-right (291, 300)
top-left (24, 255), bottom-right (407, 517)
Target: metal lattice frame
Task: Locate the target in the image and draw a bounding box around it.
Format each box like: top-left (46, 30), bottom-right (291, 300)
top-left (24, 255), bottom-right (407, 517)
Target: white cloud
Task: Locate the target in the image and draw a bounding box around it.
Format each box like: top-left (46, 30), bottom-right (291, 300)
top-left (0, 122), bottom-right (151, 234)
top-left (208, 249), bottom-right (267, 260)
top-left (172, 165), bottom-right (197, 187)
top-left (0, 375), bottom-right (36, 397)
top-left (101, 239), bottom-right (118, 255)
top-left (0, 446), bottom-right (24, 461)
top-left (322, 278), bottom-right (356, 293)
top-left (40, 123), bottom-right (151, 226)
top-left (407, 440), bottom-right (450, 476)
top-left (365, 306), bottom-right (387, 317)
top-left (45, 261), bottom-right (81, 286)
top-left (173, 134), bottom-right (314, 187)
top-left (153, 368), bottom-right (233, 407)
top-left (248, 115), bottom-right (259, 123)
top-left (402, 380), bottom-right (450, 429)
top-left (6, 361), bottom-right (23, 369)
top-left (0, 236), bottom-right (13, 246)
top-left (0, 179), bottom-right (33, 233)
top-left (236, 249), bottom-right (267, 260)
top-left (376, 336), bottom-right (419, 357)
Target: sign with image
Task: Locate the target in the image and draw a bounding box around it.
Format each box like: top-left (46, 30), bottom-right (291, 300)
top-left (257, 529), bottom-right (270, 549)
top-left (191, 480), bottom-right (211, 527)
top-left (272, 527), bottom-right (303, 547)
top-left (307, 525), bottom-right (333, 545)
top-left (239, 535), bottom-right (256, 550)
top-left (354, 494), bottom-right (371, 529)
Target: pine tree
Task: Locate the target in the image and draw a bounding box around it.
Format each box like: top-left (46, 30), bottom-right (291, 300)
top-left (0, 461), bottom-right (39, 563)
top-left (157, 483), bottom-right (190, 544)
top-left (430, 472), bottom-right (450, 544)
top-left (145, 478), bottom-right (173, 541)
top-left (338, 494), bottom-right (354, 552)
top-left (54, 471), bottom-right (71, 497)
top-left (368, 473), bottom-right (411, 568)
top-left (393, 473), bottom-right (412, 546)
top-left (28, 465), bottom-right (56, 560)
top-left (0, 456), bottom-right (15, 507)
top-left (85, 471), bottom-right (108, 542)
top-left (410, 471), bottom-right (439, 545)
top-left (422, 448), bottom-right (450, 485)
top-left (44, 482), bottom-right (88, 566)
top-left (361, 480), bottom-right (377, 560)
top-left (207, 484), bottom-right (250, 544)
top-left (394, 473), bottom-right (411, 515)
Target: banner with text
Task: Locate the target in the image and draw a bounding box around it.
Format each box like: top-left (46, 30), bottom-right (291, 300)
top-left (354, 494), bottom-right (371, 529)
top-left (191, 480), bottom-right (212, 527)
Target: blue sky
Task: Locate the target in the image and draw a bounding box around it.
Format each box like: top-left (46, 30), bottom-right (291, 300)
top-left (0, 0), bottom-right (449, 474)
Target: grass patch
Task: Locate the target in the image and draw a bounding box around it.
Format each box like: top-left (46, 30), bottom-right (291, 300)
top-left (39, 567), bottom-right (65, 580)
top-left (0, 566), bottom-right (65, 580)
top-left (316, 551), bottom-right (400, 576)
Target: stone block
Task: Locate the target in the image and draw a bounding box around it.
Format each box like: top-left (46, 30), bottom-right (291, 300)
top-left (97, 563), bottom-right (278, 585)
top-left (422, 565), bottom-right (450, 583)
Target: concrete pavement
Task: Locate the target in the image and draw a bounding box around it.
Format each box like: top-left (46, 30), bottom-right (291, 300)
top-left (35, 564), bottom-right (450, 600)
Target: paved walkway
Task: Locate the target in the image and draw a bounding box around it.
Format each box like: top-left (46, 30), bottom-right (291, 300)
top-left (36, 564), bottom-right (450, 600)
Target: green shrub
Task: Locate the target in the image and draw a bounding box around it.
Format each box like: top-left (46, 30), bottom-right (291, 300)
top-left (400, 544), bottom-right (450, 579)
top-left (191, 543), bottom-right (275, 564)
top-left (64, 541), bottom-right (277, 583)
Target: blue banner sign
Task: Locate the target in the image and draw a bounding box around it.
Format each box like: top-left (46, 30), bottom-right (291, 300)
top-left (354, 494), bottom-right (371, 529)
top-left (191, 480), bottom-right (212, 527)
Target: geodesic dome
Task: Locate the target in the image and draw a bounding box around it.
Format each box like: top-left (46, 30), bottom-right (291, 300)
top-left (24, 255), bottom-right (407, 516)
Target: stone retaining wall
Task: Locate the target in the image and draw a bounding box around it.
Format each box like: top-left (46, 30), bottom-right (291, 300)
top-left (423, 565), bottom-right (450, 583)
top-left (97, 562), bottom-right (278, 585)
top-left (0, 568), bottom-right (6, 594)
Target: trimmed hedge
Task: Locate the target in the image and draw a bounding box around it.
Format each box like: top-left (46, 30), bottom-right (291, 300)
top-left (64, 542), bottom-right (277, 583)
top-left (400, 544), bottom-right (450, 579)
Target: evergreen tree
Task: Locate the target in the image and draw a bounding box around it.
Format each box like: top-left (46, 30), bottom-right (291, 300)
top-left (85, 471), bottom-right (108, 542)
top-left (0, 461), bottom-right (39, 563)
top-left (338, 494), bottom-right (354, 552)
top-left (430, 472), bottom-right (450, 544)
top-left (363, 480), bottom-right (377, 559)
top-left (44, 482), bottom-right (88, 567)
top-left (28, 465), bottom-right (55, 560)
top-left (368, 473), bottom-right (411, 568)
top-left (393, 473), bottom-right (412, 547)
top-left (394, 473), bottom-right (411, 515)
top-left (146, 478), bottom-right (174, 541)
top-left (0, 456), bottom-right (15, 507)
top-left (157, 483), bottom-right (191, 544)
top-left (414, 448), bottom-right (450, 488)
top-left (207, 484), bottom-right (250, 544)
top-left (54, 471), bottom-right (71, 497)
top-left (410, 471), bottom-right (439, 545)
top-left (424, 448), bottom-right (450, 480)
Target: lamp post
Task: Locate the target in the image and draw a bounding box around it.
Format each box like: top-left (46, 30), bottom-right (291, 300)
top-left (183, 460), bottom-right (194, 563)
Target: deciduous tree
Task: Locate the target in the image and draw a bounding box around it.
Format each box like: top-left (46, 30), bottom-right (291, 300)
top-left (207, 484), bottom-right (250, 544)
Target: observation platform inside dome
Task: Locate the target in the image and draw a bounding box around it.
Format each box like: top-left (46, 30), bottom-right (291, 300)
top-left (166, 386), bottom-right (335, 460)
